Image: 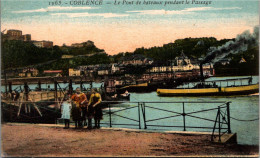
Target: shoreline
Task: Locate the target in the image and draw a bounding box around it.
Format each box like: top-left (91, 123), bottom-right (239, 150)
top-left (1, 123), bottom-right (259, 157)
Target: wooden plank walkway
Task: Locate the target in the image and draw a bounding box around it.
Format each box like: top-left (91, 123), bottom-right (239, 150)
top-left (29, 91), bottom-right (65, 102)
top-left (1, 91), bottom-right (65, 106)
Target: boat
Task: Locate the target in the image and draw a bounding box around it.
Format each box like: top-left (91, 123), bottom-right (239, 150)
top-left (117, 82), bottom-right (151, 93)
top-left (157, 77), bottom-right (259, 96)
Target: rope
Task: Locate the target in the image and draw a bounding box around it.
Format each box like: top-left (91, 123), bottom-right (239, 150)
top-left (230, 116), bottom-right (259, 122)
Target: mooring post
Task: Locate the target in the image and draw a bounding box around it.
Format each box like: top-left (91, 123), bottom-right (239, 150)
top-left (142, 102), bottom-right (147, 129)
top-left (90, 81), bottom-right (93, 89)
top-left (80, 78), bottom-right (83, 91)
top-left (8, 81), bottom-right (13, 101)
top-left (227, 102), bottom-right (231, 133)
top-left (109, 103), bottom-right (112, 127)
top-left (8, 82), bottom-right (12, 94)
top-left (38, 80), bottom-right (41, 91)
top-left (138, 103), bottom-right (141, 129)
top-left (211, 108), bottom-right (219, 141)
top-left (24, 82), bottom-right (29, 101)
top-left (218, 106), bottom-right (221, 142)
top-left (4, 69), bottom-right (8, 94)
top-left (24, 82), bottom-right (29, 114)
top-left (54, 80), bottom-right (58, 108)
top-left (69, 79), bottom-right (73, 95)
top-left (183, 102), bottom-right (186, 131)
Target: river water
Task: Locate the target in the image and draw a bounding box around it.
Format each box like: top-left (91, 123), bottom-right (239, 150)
top-left (1, 76), bottom-right (259, 145)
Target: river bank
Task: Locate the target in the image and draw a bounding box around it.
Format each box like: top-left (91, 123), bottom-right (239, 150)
top-left (1, 123), bottom-right (259, 157)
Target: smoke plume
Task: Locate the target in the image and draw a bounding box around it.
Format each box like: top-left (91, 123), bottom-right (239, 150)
top-left (202, 26), bottom-right (259, 64)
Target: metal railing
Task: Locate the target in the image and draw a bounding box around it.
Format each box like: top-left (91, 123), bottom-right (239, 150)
top-left (1, 100), bottom-right (232, 142)
top-left (99, 101), bottom-right (232, 141)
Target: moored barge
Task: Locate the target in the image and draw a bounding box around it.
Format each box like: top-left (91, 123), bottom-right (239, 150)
top-left (157, 77), bottom-right (259, 96)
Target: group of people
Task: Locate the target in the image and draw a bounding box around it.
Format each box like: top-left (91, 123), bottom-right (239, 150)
top-left (60, 88), bottom-right (103, 129)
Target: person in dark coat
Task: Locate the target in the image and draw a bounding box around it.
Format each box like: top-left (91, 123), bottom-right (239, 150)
top-left (87, 88), bottom-right (102, 129)
top-left (71, 88), bottom-right (87, 128)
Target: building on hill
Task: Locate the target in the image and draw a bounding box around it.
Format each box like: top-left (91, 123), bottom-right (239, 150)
top-left (120, 54), bottom-right (154, 66)
top-left (4, 29), bottom-right (23, 41)
top-left (23, 34), bottom-right (31, 41)
top-left (33, 40), bottom-right (53, 48)
top-left (84, 40), bottom-right (95, 47)
top-left (3, 29), bottom-right (32, 42)
top-left (71, 43), bottom-right (84, 47)
top-left (7, 29), bottom-right (22, 38)
top-left (71, 40), bottom-right (95, 48)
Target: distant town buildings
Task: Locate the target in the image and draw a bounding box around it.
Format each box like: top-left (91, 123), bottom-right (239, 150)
top-left (1, 29), bottom-right (216, 79)
top-left (111, 63), bottom-right (121, 74)
top-left (43, 70), bottom-right (62, 77)
top-left (149, 52), bottom-right (213, 75)
top-left (74, 53), bottom-right (214, 79)
top-left (18, 68), bottom-right (38, 77)
top-left (97, 65), bottom-right (110, 76)
top-left (3, 52), bottom-right (215, 79)
top-left (69, 68), bottom-right (81, 76)
top-left (78, 64), bottom-right (112, 77)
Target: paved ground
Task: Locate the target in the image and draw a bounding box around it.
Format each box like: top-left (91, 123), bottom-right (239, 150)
top-left (1, 123), bottom-right (259, 157)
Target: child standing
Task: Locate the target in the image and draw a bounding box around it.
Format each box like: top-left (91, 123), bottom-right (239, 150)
top-left (61, 95), bottom-right (72, 129)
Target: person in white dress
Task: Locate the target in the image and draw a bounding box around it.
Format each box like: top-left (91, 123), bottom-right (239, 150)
top-left (61, 95), bottom-right (72, 129)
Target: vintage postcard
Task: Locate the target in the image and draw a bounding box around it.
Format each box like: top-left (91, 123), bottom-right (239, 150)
top-left (0, 0), bottom-right (259, 157)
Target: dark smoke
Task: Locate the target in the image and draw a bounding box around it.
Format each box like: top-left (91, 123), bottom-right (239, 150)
top-left (202, 26), bottom-right (259, 64)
